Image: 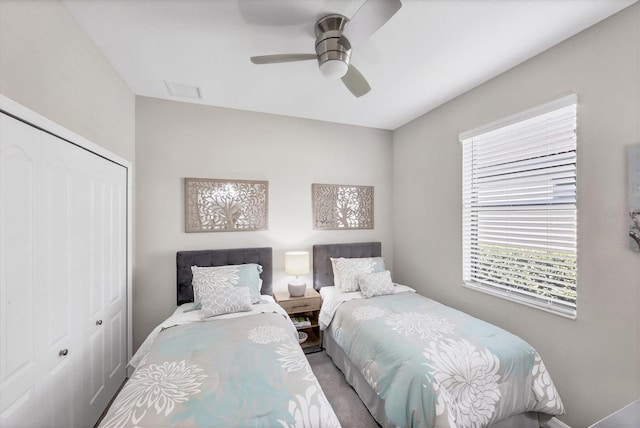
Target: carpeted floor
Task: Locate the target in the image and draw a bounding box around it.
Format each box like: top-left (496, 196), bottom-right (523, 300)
top-left (306, 351), bottom-right (380, 428)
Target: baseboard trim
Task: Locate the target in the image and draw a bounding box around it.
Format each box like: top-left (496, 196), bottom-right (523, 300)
top-left (546, 417), bottom-right (571, 428)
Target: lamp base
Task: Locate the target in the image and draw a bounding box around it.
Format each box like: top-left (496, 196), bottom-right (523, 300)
top-left (288, 282), bottom-right (307, 297)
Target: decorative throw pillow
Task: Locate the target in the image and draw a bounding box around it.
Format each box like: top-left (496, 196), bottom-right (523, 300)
top-left (330, 257), bottom-right (386, 292)
top-left (191, 263), bottom-right (263, 305)
top-left (200, 287), bottom-right (253, 319)
top-left (358, 270), bottom-right (395, 298)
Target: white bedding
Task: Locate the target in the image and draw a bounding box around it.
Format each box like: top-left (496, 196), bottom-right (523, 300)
top-left (129, 296), bottom-right (293, 369)
top-left (318, 284), bottom-right (415, 330)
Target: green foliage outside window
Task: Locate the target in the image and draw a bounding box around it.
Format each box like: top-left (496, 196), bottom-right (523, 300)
top-left (472, 244), bottom-right (577, 304)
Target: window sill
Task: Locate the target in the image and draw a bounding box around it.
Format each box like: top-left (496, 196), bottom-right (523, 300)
top-left (462, 281), bottom-right (577, 320)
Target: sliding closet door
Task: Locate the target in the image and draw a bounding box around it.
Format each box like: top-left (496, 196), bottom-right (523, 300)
top-left (0, 111), bottom-right (127, 427)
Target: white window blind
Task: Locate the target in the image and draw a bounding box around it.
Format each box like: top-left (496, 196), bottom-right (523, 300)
top-left (461, 95), bottom-right (577, 318)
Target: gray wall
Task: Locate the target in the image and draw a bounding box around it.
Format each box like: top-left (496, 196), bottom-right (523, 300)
top-left (3, 1), bottom-right (638, 425)
top-left (392, 4), bottom-right (640, 427)
top-left (0, 0), bottom-right (135, 162)
top-left (134, 96), bottom-right (393, 350)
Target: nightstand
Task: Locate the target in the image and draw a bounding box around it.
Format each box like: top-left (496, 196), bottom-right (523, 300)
top-left (273, 287), bottom-right (322, 353)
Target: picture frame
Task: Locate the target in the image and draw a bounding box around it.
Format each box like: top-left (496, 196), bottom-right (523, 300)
top-left (312, 183), bottom-right (374, 230)
top-left (184, 177), bottom-right (268, 232)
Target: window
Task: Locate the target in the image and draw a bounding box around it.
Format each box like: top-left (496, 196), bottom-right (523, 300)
top-left (460, 95), bottom-right (577, 318)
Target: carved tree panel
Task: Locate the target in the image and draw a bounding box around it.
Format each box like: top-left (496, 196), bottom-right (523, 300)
top-left (312, 183), bottom-right (373, 230)
top-left (185, 178), bottom-right (268, 232)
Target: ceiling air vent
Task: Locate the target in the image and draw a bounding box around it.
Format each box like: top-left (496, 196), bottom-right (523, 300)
top-left (164, 80), bottom-right (202, 99)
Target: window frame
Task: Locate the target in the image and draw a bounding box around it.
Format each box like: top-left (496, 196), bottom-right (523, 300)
top-left (459, 94), bottom-right (578, 319)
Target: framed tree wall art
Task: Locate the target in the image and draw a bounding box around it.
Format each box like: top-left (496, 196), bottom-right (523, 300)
top-left (184, 178), bottom-right (268, 232)
top-left (312, 183), bottom-right (374, 230)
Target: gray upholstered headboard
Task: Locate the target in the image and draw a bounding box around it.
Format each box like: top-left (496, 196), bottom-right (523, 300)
top-left (176, 247), bottom-right (273, 305)
top-left (312, 242), bottom-right (382, 290)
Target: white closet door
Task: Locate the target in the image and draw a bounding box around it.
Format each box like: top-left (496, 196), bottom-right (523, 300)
top-left (85, 155), bottom-right (127, 426)
top-left (0, 114), bottom-right (82, 427)
top-left (0, 113), bottom-right (48, 427)
top-left (38, 130), bottom-right (88, 428)
top-left (103, 161), bottom-right (127, 412)
top-left (0, 112), bottom-right (127, 427)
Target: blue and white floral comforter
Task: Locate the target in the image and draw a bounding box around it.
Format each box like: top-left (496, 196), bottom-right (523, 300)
top-left (321, 290), bottom-right (564, 428)
top-left (99, 302), bottom-right (340, 428)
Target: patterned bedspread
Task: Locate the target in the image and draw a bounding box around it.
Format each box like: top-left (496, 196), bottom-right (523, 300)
top-left (99, 311), bottom-right (340, 428)
top-left (324, 292), bottom-right (564, 428)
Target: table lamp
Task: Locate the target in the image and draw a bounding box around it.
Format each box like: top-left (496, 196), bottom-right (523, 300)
top-left (285, 251), bottom-right (309, 297)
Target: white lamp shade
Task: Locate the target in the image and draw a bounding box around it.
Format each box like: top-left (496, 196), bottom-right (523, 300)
top-left (284, 251), bottom-right (309, 276)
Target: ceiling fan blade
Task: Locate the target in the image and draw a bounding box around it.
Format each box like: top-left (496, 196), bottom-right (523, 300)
top-left (250, 54), bottom-right (317, 64)
top-left (341, 64), bottom-right (371, 97)
top-left (342, 0), bottom-right (401, 47)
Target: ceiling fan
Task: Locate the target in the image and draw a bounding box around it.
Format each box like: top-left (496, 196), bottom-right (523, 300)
top-left (250, 0), bottom-right (402, 98)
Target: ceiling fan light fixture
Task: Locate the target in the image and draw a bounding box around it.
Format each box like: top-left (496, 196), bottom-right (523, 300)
top-left (315, 14), bottom-right (351, 79)
top-left (320, 59), bottom-right (349, 79)
top-left (248, 0), bottom-right (402, 96)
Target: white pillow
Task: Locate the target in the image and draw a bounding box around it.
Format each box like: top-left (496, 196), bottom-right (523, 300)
top-left (358, 270), bottom-right (395, 298)
top-left (330, 257), bottom-right (386, 292)
top-left (200, 287), bottom-right (253, 319)
top-left (191, 263), bottom-right (262, 305)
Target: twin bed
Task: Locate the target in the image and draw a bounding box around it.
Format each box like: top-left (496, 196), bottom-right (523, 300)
top-left (99, 248), bottom-right (339, 428)
top-left (313, 242), bottom-right (564, 428)
top-left (99, 243), bottom-right (564, 428)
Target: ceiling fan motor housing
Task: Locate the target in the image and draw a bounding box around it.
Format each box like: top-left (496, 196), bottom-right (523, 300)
top-left (314, 14), bottom-right (351, 78)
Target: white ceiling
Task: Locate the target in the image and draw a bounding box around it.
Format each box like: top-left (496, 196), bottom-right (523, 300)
top-left (64, 0), bottom-right (636, 130)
